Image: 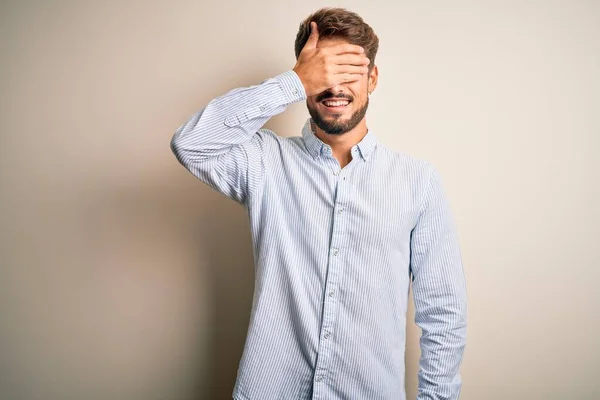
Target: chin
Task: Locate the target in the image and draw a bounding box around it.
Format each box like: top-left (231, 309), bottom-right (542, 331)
top-left (308, 98), bottom-right (369, 136)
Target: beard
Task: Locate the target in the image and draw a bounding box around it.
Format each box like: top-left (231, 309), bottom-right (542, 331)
top-left (307, 96), bottom-right (369, 135)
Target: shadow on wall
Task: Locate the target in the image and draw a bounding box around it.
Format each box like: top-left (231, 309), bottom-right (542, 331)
top-left (193, 190), bottom-right (256, 399)
top-left (103, 169), bottom-right (258, 400)
top-left (83, 169), bottom-right (257, 400)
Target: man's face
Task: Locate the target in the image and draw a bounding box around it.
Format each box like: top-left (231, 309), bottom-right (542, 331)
top-left (306, 37), bottom-right (378, 135)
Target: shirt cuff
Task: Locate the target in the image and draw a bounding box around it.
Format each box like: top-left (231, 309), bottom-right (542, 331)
top-left (274, 70), bottom-right (307, 103)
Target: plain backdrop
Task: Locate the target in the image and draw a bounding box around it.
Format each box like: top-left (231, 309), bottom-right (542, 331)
top-left (1, 1), bottom-right (599, 399)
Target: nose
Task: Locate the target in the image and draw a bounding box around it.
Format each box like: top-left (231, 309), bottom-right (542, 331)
top-left (329, 85), bottom-right (345, 95)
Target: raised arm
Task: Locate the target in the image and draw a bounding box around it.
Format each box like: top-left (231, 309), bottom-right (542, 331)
top-left (410, 165), bottom-right (468, 400)
top-left (170, 21), bottom-right (370, 205)
top-left (170, 71), bottom-right (305, 204)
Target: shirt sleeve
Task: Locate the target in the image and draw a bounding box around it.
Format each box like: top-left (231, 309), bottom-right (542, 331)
top-left (170, 70), bottom-right (306, 205)
top-left (410, 164), bottom-right (468, 400)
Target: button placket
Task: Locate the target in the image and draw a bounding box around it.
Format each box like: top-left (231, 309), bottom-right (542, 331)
top-left (313, 162), bottom-right (354, 399)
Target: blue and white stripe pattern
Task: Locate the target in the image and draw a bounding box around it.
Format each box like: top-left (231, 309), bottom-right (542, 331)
top-left (171, 70), bottom-right (467, 400)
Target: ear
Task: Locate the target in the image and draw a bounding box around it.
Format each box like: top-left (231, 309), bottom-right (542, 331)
top-left (367, 65), bottom-right (379, 95)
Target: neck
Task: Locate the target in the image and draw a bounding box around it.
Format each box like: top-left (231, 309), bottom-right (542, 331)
top-left (313, 119), bottom-right (369, 167)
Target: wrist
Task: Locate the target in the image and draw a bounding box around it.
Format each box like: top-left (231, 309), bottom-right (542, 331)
top-left (274, 70), bottom-right (307, 102)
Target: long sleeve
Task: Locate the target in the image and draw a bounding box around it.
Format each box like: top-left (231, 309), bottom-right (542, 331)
top-left (170, 70), bottom-right (306, 204)
top-left (410, 164), bottom-right (468, 400)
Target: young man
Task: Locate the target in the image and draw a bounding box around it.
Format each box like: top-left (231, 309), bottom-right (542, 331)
top-left (171, 7), bottom-right (467, 400)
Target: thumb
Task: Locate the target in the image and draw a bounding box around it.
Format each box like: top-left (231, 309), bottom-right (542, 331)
top-left (304, 21), bottom-right (319, 50)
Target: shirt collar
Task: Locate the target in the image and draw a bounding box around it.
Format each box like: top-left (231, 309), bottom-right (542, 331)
top-left (301, 118), bottom-right (378, 161)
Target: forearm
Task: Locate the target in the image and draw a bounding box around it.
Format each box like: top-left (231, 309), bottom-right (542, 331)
top-left (415, 297), bottom-right (467, 399)
top-left (170, 70), bottom-right (305, 164)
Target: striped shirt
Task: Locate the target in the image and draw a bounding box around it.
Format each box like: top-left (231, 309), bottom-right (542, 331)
top-left (170, 70), bottom-right (467, 400)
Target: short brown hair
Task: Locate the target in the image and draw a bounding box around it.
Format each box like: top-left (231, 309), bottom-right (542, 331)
top-left (294, 8), bottom-right (379, 70)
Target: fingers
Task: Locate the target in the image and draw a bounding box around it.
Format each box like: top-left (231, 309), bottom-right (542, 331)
top-left (328, 43), bottom-right (365, 55)
top-left (304, 21), bottom-right (319, 50)
top-left (311, 21), bottom-right (319, 39)
top-left (334, 64), bottom-right (369, 76)
top-left (334, 73), bottom-right (364, 85)
top-left (332, 53), bottom-right (370, 67)
top-left (296, 23), bottom-right (370, 93)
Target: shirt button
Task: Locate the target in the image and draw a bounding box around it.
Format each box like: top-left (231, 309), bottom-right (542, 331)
top-left (338, 208), bottom-right (343, 214)
top-left (292, 89), bottom-right (299, 95)
top-left (333, 249), bottom-right (339, 256)
top-left (315, 375), bottom-right (323, 382)
top-left (334, 171), bottom-right (339, 176)
top-left (328, 290), bottom-right (335, 297)
top-left (324, 331), bottom-right (331, 339)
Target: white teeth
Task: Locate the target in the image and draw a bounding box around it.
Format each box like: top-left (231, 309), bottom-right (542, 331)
top-left (323, 100), bottom-right (349, 107)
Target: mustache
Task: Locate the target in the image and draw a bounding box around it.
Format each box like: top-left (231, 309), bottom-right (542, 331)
top-left (316, 92), bottom-right (353, 102)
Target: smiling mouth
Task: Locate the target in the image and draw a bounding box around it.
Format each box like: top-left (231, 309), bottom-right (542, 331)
top-left (321, 98), bottom-right (351, 111)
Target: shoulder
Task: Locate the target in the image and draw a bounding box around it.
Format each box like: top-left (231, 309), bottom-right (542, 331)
top-left (258, 128), bottom-right (309, 153)
top-left (243, 128), bottom-right (281, 150)
top-left (375, 142), bottom-right (436, 181)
